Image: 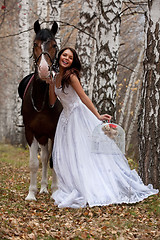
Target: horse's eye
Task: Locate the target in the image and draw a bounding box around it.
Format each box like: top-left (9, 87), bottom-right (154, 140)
top-left (34, 43), bottom-right (38, 47)
top-left (52, 44), bottom-right (57, 48)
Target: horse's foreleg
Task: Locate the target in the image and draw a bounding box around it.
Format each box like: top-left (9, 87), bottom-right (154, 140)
top-left (39, 144), bottom-right (49, 194)
top-left (48, 139), bottom-right (58, 193)
top-left (51, 167), bottom-right (58, 193)
top-left (48, 139), bottom-right (57, 193)
top-left (25, 138), bottom-right (39, 201)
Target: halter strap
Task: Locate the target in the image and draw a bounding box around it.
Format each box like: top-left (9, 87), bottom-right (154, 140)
top-left (23, 74), bottom-right (34, 100)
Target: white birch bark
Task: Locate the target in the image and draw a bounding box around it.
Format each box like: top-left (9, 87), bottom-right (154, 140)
top-left (88, 17), bottom-right (99, 99)
top-left (37, 0), bottom-right (48, 28)
top-left (36, 0), bottom-right (63, 47)
top-left (14, 0), bottom-right (31, 144)
top-left (76, 0), bottom-right (122, 118)
top-left (19, 0), bottom-right (30, 77)
top-left (138, 0), bottom-right (160, 188)
top-left (48, 0), bottom-right (64, 47)
top-left (75, 0), bottom-right (98, 95)
top-left (92, 0), bottom-right (122, 117)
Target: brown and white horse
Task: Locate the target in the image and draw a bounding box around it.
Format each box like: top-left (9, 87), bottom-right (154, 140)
top-left (20, 20), bottom-right (62, 200)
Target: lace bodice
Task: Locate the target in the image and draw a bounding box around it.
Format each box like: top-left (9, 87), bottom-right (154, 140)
top-left (55, 85), bottom-right (81, 123)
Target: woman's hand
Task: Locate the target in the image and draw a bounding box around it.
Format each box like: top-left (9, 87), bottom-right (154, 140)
top-left (98, 114), bottom-right (112, 122)
top-left (44, 76), bottom-right (54, 85)
top-left (44, 75), bottom-right (57, 106)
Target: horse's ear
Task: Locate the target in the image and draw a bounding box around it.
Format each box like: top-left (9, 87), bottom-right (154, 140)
top-left (34, 20), bottom-right (41, 34)
top-left (51, 21), bottom-right (58, 35)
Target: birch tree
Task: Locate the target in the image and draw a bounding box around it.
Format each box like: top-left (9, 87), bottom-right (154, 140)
top-left (18, 0), bottom-right (30, 76)
top-left (75, 0), bottom-right (98, 96)
top-left (0, 1), bottom-right (27, 144)
top-left (93, 0), bottom-right (122, 117)
top-left (76, 0), bottom-right (122, 117)
top-left (48, 0), bottom-right (64, 47)
top-left (138, 0), bottom-right (160, 188)
top-left (14, 0), bottom-right (31, 144)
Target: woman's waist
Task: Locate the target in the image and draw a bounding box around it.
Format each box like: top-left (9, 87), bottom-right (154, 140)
top-left (62, 100), bottom-right (81, 111)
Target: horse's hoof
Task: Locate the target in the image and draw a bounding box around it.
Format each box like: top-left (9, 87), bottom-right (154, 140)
top-left (39, 187), bottom-right (49, 194)
top-left (25, 193), bottom-right (37, 201)
top-left (51, 186), bottom-right (58, 194)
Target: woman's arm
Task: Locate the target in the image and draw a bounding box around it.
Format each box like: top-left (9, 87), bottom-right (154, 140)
top-left (70, 74), bottom-right (111, 121)
top-left (45, 78), bottom-right (57, 106)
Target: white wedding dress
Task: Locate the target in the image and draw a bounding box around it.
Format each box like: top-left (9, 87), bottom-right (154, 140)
top-left (51, 84), bottom-right (158, 208)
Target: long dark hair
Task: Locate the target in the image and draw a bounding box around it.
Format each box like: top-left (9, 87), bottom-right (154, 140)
top-left (56, 47), bottom-right (81, 92)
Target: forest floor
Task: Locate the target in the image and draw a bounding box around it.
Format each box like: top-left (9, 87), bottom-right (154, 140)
top-left (0, 143), bottom-right (160, 240)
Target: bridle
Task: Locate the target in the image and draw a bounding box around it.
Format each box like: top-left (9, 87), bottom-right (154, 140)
top-left (31, 39), bottom-right (58, 112)
top-left (33, 39), bottom-right (58, 74)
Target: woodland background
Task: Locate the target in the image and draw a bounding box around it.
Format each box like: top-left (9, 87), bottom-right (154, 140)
top-left (0, 0), bottom-right (145, 157)
top-left (0, 0), bottom-right (159, 187)
top-left (0, 1), bottom-right (160, 239)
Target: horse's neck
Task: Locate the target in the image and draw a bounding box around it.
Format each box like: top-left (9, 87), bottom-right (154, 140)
top-left (32, 78), bottom-right (48, 105)
top-left (33, 74), bottom-right (47, 89)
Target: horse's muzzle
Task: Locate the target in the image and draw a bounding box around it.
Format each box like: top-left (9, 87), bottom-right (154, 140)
top-left (38, 56), bottom-right (51, 80)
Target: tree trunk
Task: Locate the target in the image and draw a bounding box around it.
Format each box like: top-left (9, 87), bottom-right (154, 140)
top-left (92, 0), bottom-right (122, 117)
top-left (75, 0), bottom-right (98, 97)
top-left (76, 0), bottom-right (122, 117)
top-left (14, 0), bottom-right (31, 145)
top-left (37, 0), bottom-right (48, 28)
top-left (48, 0), bottom-right (64, 47)
top-left (138, 0), bottom-right (160, 189)
top-left (18, 0), bottom-right (30, 76)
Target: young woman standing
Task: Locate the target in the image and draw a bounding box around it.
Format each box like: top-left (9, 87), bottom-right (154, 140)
top-left (45, 47), bottom-right (158, 208)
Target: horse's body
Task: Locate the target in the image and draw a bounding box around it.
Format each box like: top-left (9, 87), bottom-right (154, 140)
top-left (21, 20), bottom-right (62, 200)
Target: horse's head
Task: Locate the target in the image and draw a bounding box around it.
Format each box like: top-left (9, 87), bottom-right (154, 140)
top-left (33, 20), bottom-right (58, 80)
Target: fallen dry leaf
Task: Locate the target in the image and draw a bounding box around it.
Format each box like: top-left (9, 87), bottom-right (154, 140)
top-left (0, 144), bottom-right (160, 240)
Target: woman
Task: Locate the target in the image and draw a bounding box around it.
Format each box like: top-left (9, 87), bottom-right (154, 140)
top-left (46, 47), bottom-right (158, 208)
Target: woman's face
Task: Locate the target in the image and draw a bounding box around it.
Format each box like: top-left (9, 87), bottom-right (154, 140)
top-left (59, 49), bottom-right (73, 69)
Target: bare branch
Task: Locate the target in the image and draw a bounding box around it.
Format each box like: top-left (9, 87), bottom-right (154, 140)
top-left (124, 0), bottom-right (147, 4)
top-left (123, 0), bottom-right (147, 12)
top-left (121, 0), bottom-right (146, 17)
top-left (43, 20), bottom-right (97, 40)
top-left (118, 63), bottom-right (135, 72)
top-left (0, 20), bottom-right (96, 41)
top-left (0, 26), bottom-right (34, 39)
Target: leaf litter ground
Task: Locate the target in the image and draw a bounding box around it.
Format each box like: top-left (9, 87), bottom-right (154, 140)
top-left (0, 144), bottom-right (159, 240)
